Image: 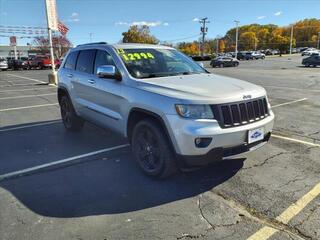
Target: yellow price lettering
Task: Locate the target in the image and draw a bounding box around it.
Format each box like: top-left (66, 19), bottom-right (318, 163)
top-left (147, 53), bottom-right (154, 59)
top-left (140, 53), bottom-right (148, 59)
top-left (121, 54), bottom-right (129, 61)
top-left (117, 48), bottom-right (125, 54)
top-left (133, 53), bottom-right (141, 60)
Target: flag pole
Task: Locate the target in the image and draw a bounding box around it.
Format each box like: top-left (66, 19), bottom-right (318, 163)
top-left (44, 0), bottom-right (57, 85)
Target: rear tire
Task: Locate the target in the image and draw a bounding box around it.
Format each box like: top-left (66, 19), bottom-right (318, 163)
top-left (59, 95), bottom-right (84, 131)
top-left (131, 119), bottom-right (177, 179)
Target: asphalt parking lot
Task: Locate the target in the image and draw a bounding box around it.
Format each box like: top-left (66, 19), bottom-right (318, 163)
top-left (0, 54), bottom-right (319, 240)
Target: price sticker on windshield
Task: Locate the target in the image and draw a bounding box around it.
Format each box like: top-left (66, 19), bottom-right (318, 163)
top-left (116, 49), bottom-right (155, 61)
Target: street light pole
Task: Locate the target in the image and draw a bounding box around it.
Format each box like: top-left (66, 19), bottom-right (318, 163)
top-left (289, 25), bottom-right (294, 55)
top-left (234, 20), bottom-right (239, 58)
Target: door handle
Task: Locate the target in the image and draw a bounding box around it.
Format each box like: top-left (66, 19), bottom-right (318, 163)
top-left (67, 73), bottom-right (73, 78)
top-left (88, 79), bottom-right (95, 84)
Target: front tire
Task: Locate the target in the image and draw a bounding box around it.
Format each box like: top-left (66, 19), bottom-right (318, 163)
top-left (131, 119), bottom-right (177, 178)
top-left (60, 95), bottom-right (84, 131)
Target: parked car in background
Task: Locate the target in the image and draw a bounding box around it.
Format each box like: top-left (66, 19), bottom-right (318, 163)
top-left (28, 55), bottom-right (60, 69)
top-left (0, 57), bottom-right (8, 71)
top-left (302, 54), bottom-right (320, 67)
top-left (210, 57), bottom-right (239, 67)
top-left (7, 57), bottom-right (29, 70)
top-left (237, 51), bottom-right (255, 60)
top-left (301, 48), bottom-right (318, 56)
top-left (252, 51), bottom-right (265, 59)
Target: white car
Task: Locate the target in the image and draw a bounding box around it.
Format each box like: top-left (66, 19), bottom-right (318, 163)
top-left (252, 51), bottom-right (265, 59)
top-left (0, 57), bottom-right (8, 71)
top-left (302, 48), bottom-right (319, 56)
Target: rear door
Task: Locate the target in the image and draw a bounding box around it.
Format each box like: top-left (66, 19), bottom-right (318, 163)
top-left (72, 49), bottom-right (97, 116)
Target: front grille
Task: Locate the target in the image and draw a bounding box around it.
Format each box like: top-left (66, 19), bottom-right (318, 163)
top-left (211, 98), bottom-right (269, 128)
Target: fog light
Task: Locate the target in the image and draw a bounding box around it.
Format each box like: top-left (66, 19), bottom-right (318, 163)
top-left (195, 137), bottom-right (212, 148)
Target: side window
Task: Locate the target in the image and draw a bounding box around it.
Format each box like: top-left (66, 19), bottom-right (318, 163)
top-left (64, 51), bottom-right (79, 70)
top-left (76, 49), bottom-right (96, 74)
top-left (94, 50), bottom-right (116, 74)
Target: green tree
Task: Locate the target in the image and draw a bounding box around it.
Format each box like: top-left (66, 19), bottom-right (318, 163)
top-left (122, 25), bottom-right (159, 44)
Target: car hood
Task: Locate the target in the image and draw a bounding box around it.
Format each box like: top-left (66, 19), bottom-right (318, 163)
top-left (136, 73), bottom-right (266, 104)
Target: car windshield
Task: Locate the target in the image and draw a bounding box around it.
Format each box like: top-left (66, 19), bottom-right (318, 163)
top-left (116, 48), bottom-right (207, 79)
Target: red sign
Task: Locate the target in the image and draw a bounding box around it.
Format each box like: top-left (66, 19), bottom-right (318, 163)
top-left (10, 36), bottom-right (17, 46)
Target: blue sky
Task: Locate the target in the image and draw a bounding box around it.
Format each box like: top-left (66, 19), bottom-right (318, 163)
top-left (0, 0), bottom-right (319, 46)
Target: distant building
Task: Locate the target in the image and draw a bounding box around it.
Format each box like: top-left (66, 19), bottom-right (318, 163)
top-left (0, 45), bottom-right (50, 58)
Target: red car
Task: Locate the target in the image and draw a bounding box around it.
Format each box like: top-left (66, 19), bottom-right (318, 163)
top-left (29, 55), bottom-right (60, 70)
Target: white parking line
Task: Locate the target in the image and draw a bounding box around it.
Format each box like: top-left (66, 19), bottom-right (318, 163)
top-left (7, 73), bottom-right (46, 84)
top-left (272, 134), bottom-right (320, 147)
top-left (0, 93), bottom-right (56, 100)
top-left (0, 144), bottom-right (130, 182)
top-left (0, 120), bottom-right (61, 132)
top-left (271, 98), bottom-right (307, 108)
top-left (0, 87), bottom-right (55, 93)
top-left (0, 103), bottom-right (58, 112)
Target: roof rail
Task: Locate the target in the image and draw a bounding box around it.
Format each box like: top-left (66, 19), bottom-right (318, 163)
top-left (76, 42), bottom-right (107, 47)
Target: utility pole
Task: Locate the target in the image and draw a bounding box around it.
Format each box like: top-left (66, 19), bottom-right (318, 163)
top-left (199, 17), bottom-right (209, 58)
top-left (216, 38), bottom-right (219, 55)
top-left (89, 32), bottom-right (93, 43)
top-left (289, 25), bottom-right (294, 54)
top-left (234, 20), bottom-right (240, 58)
top-left (317, 32), bottom-right (320, 50)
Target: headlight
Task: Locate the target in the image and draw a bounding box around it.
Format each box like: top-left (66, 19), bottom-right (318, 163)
top-left (175, 104), bottom-right (214, 119)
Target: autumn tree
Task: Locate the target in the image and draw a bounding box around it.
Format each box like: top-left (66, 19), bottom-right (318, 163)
top-left (177, 42), bottom-right (199, 55)
top-left (218, 39), bottom-right (225, 53)
top-left (32, 35), bottom-right (72, 59)
top-left (122, 25), bottom-right (159, 44)
top-left (270, 34), bottom-right (290, 54)
top-left (239, 32), bottom-right (258, 50)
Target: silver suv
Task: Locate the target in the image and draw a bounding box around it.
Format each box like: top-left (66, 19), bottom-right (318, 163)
top-left (58, 42), bottom-right (274, 178)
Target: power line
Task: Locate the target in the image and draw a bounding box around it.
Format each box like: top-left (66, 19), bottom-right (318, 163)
top-left (163, 33), bottom-right (201, 42)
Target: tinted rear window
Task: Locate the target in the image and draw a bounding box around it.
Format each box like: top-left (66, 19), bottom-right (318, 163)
top-left (64, 51), bottom-right (79, 70)
top-left (76, 50), bottom-right (96, 74)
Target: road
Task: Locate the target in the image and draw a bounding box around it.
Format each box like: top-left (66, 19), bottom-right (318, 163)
top-left (0, 55), bottom-right (319, 240)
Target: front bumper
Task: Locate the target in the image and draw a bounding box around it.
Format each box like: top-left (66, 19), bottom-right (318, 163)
top-left (165, 110), bottom-right (274, 166)
top-left (0, 65), bottom-right (8, 69)
top-left (177, 132), bottom-right (271, 167)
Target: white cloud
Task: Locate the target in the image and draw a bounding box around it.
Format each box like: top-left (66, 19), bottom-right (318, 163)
top-left (67, 12), bottom-right (80, 22)
top-left (71, 12), bottom-right (79, 18)
top-left (115, 21), bottom-right (129, 26)
top-left (274, 11), bottom-right (282, 16)
top-left (192, 17), bottom-right (199, 22)
top-left (131, 21), bottom-right (162, 27)
top-left (115, 21), bottom-right (167, 27)
top-left (257, 16), bottom-right (266, 20)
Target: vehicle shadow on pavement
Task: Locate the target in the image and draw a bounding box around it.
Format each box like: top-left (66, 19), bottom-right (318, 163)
top-left (0, 153), bottom-right (244, 218)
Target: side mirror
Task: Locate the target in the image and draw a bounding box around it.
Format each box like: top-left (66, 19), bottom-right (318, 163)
top-left (97, 65), bottom-right (121, 80)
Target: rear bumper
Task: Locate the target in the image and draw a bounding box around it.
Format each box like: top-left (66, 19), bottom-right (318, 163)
top-left (177, 132), bottom-right (271, 167)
